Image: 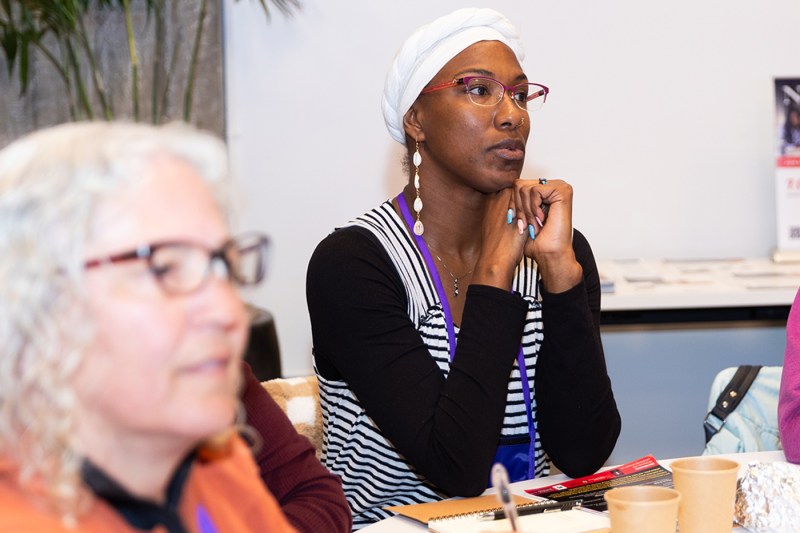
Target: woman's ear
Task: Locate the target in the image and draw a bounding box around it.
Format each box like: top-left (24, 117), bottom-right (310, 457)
top-left (402, 106), bottom-right (426, 144)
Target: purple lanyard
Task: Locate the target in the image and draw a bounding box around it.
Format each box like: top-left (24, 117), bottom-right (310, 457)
top-left (396, 193), bottom-right (537, 478)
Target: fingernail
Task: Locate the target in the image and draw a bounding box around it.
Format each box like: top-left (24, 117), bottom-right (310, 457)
top-left (528, 224), bottom-right (536, 240)
top-left (507, 208), bottom-right (514, 225)
top-left (535, 216), bottom-right (544, 226)
top-left (517, 219), bottom-right (525, 234)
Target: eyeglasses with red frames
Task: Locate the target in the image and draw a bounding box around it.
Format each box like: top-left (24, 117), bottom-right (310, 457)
top-left (420, 76), bottom-right (549, 111)
top-left (84, 233), bottom-right (270, 294)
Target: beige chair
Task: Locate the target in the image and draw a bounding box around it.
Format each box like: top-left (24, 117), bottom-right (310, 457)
top-left (261, 375), bottom-right (323, 458)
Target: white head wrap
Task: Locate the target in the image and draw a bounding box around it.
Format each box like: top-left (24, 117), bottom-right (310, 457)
top-left (381, 8), bottom-right (525, 145)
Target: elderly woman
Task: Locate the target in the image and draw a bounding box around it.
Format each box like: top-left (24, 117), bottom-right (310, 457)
top-left (0, 122), bottom-right (300, 531)
top-left (306, 8), bottom-right (621, 527)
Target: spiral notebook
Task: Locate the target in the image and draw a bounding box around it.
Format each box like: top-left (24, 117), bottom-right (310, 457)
top-left (427, 509), bottom-right (609, 533)
top-left (386, 494), bottom-right (530, 524)
top-left (386, 495), bottom-right (610, 533)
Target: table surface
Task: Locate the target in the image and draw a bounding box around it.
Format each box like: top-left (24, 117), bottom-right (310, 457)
top-left (360, 450), bottom-right (787, 532)
top-left (597, 258), bottom-right (800, 311)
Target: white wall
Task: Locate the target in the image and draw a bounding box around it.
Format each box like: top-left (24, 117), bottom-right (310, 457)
top-left (224, 0), bottom-right (798, 377)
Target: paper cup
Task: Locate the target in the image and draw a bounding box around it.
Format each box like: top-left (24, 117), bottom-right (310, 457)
top-left (604, 485), bottom-right (680, 533)
top-left (670, 456), bottom-right (739, 533)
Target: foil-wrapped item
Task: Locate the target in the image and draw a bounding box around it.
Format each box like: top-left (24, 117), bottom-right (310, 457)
top-left (734, 461), bottom-right (800, 532)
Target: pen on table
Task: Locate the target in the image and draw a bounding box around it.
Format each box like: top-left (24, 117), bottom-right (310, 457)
top-left (477, 499), bottom-right (583, 521)
top-left (491, 463), bottom-right (519, 532)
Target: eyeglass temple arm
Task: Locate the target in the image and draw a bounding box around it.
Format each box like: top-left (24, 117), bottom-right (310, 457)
top-left (420, 79), bottom-right (461, 94)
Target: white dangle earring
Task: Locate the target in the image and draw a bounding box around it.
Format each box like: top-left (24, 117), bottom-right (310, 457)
top-left (412, 140), bottom-right (424, 236)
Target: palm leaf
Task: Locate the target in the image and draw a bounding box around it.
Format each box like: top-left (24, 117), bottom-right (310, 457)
top-left (252, 0), bottom-right (301, 19)
top-left (0, 21), bottom-right (18, 76)
top-left (17, 24), bottom-right (27, 91)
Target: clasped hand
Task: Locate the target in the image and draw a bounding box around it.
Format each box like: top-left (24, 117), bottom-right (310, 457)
top-left (477, 178), bottom-right (582, 294)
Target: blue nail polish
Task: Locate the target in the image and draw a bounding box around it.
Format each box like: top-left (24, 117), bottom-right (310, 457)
top-left (528, 224), bottom-right (536, 239)
top-left (507, 209), bottom-right (513, 225)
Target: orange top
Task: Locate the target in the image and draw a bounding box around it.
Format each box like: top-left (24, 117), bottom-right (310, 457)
top-left (0, 436), bottom-right (298, 533)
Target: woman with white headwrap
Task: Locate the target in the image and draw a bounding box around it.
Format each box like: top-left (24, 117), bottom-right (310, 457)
top-left (307, 8), bottom-right (620, 528)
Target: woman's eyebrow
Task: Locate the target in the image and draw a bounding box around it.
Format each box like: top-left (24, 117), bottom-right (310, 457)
top-left (453, 68), bottom-right (529, 82)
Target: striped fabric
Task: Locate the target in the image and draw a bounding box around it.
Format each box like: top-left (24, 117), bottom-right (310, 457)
top-left (315, 201), bottom-right (548, 528)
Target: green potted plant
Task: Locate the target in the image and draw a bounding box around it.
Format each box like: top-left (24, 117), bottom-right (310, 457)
top-left (0, 0), bottom-right (299, 125)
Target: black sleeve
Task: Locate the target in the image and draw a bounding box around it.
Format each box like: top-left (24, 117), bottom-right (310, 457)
top-left (307, 227), bottom-right (529, 496)
top-left (534, 229), bottom-right (621, 478)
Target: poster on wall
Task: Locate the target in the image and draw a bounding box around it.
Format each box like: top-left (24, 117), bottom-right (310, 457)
top-left (774, 79), bottom-right (800, 262)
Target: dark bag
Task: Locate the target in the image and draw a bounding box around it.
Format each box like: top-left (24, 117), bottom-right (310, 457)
top-left (703, 365), bottom-right (762, 444)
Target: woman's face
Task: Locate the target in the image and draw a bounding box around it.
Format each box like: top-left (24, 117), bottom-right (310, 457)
top-left (790, 110), bottom-right (800, 127)
top-left (74, 156), bottom-right (248, 448)
top-left (411, 40), bottom-right (531, 192)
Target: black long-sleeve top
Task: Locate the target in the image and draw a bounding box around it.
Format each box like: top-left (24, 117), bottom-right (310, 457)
top-left (307, 202), bottom-right (620, 526)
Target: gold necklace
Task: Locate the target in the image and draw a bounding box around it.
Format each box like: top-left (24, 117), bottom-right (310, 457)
top-left (434, 253), bottom-right (473, 297)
